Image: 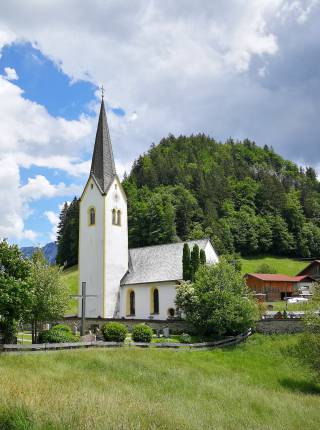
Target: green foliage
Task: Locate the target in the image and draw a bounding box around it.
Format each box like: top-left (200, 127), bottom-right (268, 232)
top-left (28, 249), bottom-right (69, 342)
top-left (296, 283), bottom-right (320, 378)
top-left (256, 263), bottom-right (277, 274)
top-left (131, 324), bottom-right (153, 343)
top-left (56, 197), bottom-right (79, 267)
top-left (0, 240), bottom-right (31, 343)
top-left (190, 244), bottom-right (200, 282)
top-left (182, 243), bottom-right (191, 281)
top-left (124, 135), bottom-right (320, 257)
top-left (223, 253), bottom-right (242, 272)
top-left (101, 322), bottom-right (128, 342)
top-left (200, 249), bottom-right (206, 265)
top-left (179, 333), bottom-right (192, 343)
top-left (51, 324), bottom-right (72, 333)
top-left (176, 259), bottom-right (258, 336)
top-left (38, 325), bottom-right (80, 343)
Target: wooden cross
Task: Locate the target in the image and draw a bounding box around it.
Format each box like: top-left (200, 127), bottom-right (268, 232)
top-left (71, 282), bottom-right (97, 336)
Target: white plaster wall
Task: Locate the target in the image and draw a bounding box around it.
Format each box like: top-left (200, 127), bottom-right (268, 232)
top-left (119, 282), bottom-right (177, 320)
top-left (297, 281), bottom-right (314, 289)
top-left (104, 177), bottom-right (128, 317)
top-left (205, 241), bottom-right (219, 264)
top-left (78, 177), bottom-right (104, 317)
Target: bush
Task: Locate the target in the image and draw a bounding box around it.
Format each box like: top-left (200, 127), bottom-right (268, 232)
top-left (132, 324), bottom-right (153, 343)
top-left (176, 259), bottom-right (258, 336)
top-left (38, 325), bottom-right (79, 343)
top-left (179, 333), bottom-right (192, 343)
top-left (101, 322), bottom-right (127, 342)
top-left (51, 324), bottom-right (72, 333)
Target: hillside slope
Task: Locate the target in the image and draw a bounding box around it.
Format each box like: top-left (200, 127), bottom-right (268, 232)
top-left (62, 265), bottom-right (78, 315)
top-left (123, 135), bottom-right (320, 258)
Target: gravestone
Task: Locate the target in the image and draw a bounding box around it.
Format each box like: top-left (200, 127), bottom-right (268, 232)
top-left (163, 327), bottom-right (170, 338)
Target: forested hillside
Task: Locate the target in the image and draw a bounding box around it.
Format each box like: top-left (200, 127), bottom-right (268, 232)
top-left (122, 135), bottom-right (320, 257)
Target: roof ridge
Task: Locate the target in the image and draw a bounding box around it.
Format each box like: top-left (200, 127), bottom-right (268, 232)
top-left (128, 238), bottom-right (209, 251)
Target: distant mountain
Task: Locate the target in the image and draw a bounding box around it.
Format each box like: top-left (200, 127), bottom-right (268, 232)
top-left (21, 242), bottom-right (57, 264)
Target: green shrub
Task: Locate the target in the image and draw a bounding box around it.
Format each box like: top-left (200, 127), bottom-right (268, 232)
top-left (51, 324), bottom-right (72, 333)
top-left (179, 333), bottom-right (192, 343)
top-left (132, 324), bottom-right (153, 343)
top-left (38, 325), bottom-right (79, 343)
top-left (101, 322), bottom-right (127, 342)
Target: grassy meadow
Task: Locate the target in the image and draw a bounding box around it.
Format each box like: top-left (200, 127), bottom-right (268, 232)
top-left (241, 255), bottom-right (308, 276)
top-left (0, 335), bottom-right (319, 430)
top-left (62, 265), bottom-right (78, 315)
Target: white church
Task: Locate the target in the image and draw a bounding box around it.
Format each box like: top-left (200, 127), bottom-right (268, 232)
top-left (78, 99), bottom-right (219, 321)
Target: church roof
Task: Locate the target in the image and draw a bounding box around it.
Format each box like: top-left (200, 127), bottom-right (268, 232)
top-left (90, 99), bottom-right (116, 193)
top-left (121, 239), bottom-right (211, 285)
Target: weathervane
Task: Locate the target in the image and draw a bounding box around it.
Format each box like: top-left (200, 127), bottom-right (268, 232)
top-left (101, 84), bottom-right (104, 99)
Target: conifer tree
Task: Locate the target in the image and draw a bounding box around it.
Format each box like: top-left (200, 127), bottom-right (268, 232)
top-left (56, 198), bottom-right (80, 267)
top-left (56, 202), bottom-right (69, 266)
top-left (200, 248), bottom-right (206, 265)
top-left (190, 244), bottom-right (200, 282)
top-left (182, 243), bottom-right (191, 281)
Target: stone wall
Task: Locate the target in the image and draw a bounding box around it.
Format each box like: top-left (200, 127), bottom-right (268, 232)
top-left (255, 319), bottom-right (303, 334)
top-left (62, 317), bottom-right (193, 334)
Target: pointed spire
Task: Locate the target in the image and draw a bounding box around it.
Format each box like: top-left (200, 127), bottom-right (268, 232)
top-left (90, 99), bottom-right (116, 193)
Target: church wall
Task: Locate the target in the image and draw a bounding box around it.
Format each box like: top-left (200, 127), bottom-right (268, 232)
top-left (205, 241), bottom-right (219, 264)
top-left (104, 177), bottom-right (128, 318)
top-left (79, 178), bottom-right (104, 317)
top-left (119, 281), bottom-right (177, 320)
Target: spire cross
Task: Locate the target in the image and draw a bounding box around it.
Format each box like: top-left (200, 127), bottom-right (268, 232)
top-left (100, 85), bottom-right (104, 99)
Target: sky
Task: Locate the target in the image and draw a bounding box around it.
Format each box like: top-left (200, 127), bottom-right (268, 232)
top-left (0, 0), bottom-right (319, 246)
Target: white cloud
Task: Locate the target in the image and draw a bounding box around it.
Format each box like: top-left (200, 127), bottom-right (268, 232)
top-left (44, 210), bottom-right (59, 242)
top-left (0, 157), bottom-right (37, 242)
top-left (278, 0), bottom-right (320, 24)
top-left (0, 0), bottom-right (319, 243)
top-left (20, 175), bottom-right (82, 200)
top-left (3, 66), bottom-right (18, 80)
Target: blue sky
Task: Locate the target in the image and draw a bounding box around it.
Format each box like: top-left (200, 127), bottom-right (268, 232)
top-left (0, 43), bottom-right (98, 245)
top-left (0, 1), bottom-right (319, 247)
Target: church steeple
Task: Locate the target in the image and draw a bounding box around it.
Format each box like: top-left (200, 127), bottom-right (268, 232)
top-left (90, 99), bottom-right (116, 194)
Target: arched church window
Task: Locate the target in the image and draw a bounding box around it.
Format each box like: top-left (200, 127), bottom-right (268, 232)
top-left (127, 290), bottom-right (135, 316)
top-left (112, 208), bottom-right (117, 225)
top-left (88, 207), bottom-right (96, 226)
top-left (152, 288), bottom-right (159, 314)
top-left (117, 209), bottom-right (121, 226)
top-left (167, 308), bottom-right (175, 318)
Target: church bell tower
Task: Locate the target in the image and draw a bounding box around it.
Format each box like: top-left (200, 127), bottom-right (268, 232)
top-left (78, 98), bottom-right (128, 318)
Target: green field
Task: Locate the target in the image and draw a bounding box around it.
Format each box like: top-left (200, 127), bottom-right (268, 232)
top-left (62, 265), bottom-right (79, 315)
top-left (0, 335), bottom-right (319, 429)
top-left (241, 255), bottom-right (308, 276)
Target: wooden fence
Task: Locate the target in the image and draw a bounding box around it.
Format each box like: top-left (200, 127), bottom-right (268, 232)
top-left (0, 329), bottom-right (251, 353)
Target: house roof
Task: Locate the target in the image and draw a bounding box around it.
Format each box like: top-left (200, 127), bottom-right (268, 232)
top-left (90, 99), bottom-right (116, 194)
top-left (246, 273), bottom-right (314, 282)
top-left (297, 260), bottom-right (320, 276)
top-left (121, 239), bottom-right (212, 285)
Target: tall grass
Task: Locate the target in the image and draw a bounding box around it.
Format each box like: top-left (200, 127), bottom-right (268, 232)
top-left (0, 335), bottom-right (319, 429)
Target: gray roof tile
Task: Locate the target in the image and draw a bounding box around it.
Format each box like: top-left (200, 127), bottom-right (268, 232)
top-left (90, 100), bottom-right (116, 193)
top-left (121, 239), bottom-right (210, 285)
